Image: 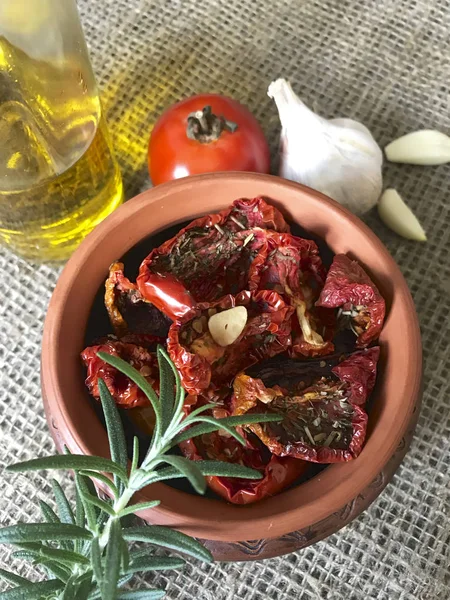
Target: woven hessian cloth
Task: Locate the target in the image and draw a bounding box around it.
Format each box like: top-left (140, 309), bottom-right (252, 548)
top-left (1, 0), bottom-right (450, 597)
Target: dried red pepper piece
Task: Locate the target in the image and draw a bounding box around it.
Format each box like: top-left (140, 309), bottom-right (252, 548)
top-left (167, 290), bottom-right (293, 395)
top-left (231, 347), bottom-right (380, 463)
top-left (81, 340), bottom-right (160, 409)
top-left (179, 419), bottom-right (308, 504)
top-left (316, 254), bottom-right (385, 347)
top-left (251, 232), bottom-right (334, 357)
top-left (136, 197), bottom-right (289, 320)
top-left (105, 262), bottom-right (172, 339)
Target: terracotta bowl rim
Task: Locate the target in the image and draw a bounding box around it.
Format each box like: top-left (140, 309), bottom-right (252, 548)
top-left (41, 172), bottom-right (422, 543)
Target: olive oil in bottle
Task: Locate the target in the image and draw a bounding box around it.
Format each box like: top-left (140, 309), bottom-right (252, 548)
top-left (0, 2), bottom-right (123, 261)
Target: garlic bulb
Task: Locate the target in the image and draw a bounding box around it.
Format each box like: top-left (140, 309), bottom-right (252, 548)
top-left (268, 79), bottom-right (383, 214)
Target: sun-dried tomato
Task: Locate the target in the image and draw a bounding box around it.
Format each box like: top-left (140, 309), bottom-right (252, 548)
top-left (136, 197), bottom-right (289, 320)
top-left (316, 254), bottom-right (385, 347)
top-left (179, 414), bottom-right (308, 504)
top-left (250, 232), bottom-right (334, 357)
top-left (167, 290), bottom-right (293, 394)
top-left (231, 347), bottom-right (380, 463)
top-left (81, 340), bottom-right (160, 409)
top-left (105, 262), bottom-right (172, 339)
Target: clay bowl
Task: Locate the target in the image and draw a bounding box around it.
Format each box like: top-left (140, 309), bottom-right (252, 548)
top-left (41, 172), bottom-right (422, 561)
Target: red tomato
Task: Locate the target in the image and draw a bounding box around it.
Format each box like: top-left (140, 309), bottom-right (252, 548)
top-left (148, 94), bottom-right (270, 185)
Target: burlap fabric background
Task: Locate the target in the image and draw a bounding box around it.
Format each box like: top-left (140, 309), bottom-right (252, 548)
top-left (1, 0), bottom-right (449, 597)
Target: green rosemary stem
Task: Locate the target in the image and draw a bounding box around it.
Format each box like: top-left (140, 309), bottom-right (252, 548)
top-left (97, 453), bottom-right (167, 550)
top-left (97, 518), bottom-right (114, 552)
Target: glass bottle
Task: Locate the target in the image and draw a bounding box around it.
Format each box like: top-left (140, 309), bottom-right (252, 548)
top-left (0, 0), bottom-right (123, 261)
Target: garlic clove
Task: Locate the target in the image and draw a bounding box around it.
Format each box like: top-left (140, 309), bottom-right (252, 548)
top-left (385, 129), bottom-right (450, 165)
top-left (208, 306), bottom-right (248, 347)
top-left (378, 189), bottom-right (427, 241)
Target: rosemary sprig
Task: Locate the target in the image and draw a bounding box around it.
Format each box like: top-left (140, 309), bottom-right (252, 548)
top-left (0, 346), bottom-right (282, 599)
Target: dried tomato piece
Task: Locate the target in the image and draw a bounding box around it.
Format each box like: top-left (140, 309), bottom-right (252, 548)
top-left (81, 340), bottom-right (159, 409)
top-left (231, 347), bottom-right (380, 463)
top-left (115, 333), bottom-right (165, 349)
top-left (231, 196), bottom-right (290, 232)
top-left (136, 197), bottom-right (288, 320)
top-left (179, 409), bottom-right (307, 504)
top-left (105, 262), bottom-right (172, 339)
top-left (316, 254), bottom-right (386, 347)
top-left (245, 352), bottom-right (343, 387)
top-left (84, 333), bottom-right (164, 353)
top-left (256, 232), bottom-right (326, 288)
top-left (167, 290), bottom-right (293, 394)
top-left (251, 232), bottom-right (334, 357)
top-left (289, 305), bottom-right (336, 358)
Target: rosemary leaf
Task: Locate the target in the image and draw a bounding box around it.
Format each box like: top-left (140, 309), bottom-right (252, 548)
top-left (73, 572), bottom-right (93, 600)
top-left (75, 474), bottom-right (99, 533)
top-left (39, 500), bottom-right (60, 524)
top-left (64, 572), bottom-right (94, 600)
top-left (171, 421), bottom-right (245, 447)
top-left (119, 500), bottom-right (160, 518)
top-left (51, 479), bottom-right (76, 525)
top-left (0, 579), bottom-right (63, 599)
top-left (90, 537), bottom-right (103, 590)
top-left (133, 468), bottom-right (181, 485)
top-left (48, 480), bottom-right (75, 551)
top-left (185, 417), bottom-right (248, 445)
top-left (87, 575), bottom-right (133, 600)
top-left (98, 378), bottom-right (129, 495)
top-left (11, 544), bottom-right (89, 568)
top-left (193, 460), bottom-right (263, 479)
top-left (173, 413), bottom-right (283, 446)
top-left (159, 456), bottom-right (207, 494)
top-left (61, 574), bottom-right (80, 600)
top-left (131, 436), bottom-right (140, 473)
top-left (78, 488), bottom-right (116, 518)
top-left (126, 555), bottom-right (185, 574)
top-left (97, 352), bottom-right (162, 442)
top-left (7, 455), bottom-right (127, 482)
top-left (38, 558), bottom-right (71, 583)
top-left (123, 526), bottom-right (212, 563)
top-left (147, 460), bottom-right (263, 484)
top-left (157, 347), bottom-right (176, 431)
top-left (117, 591), bottom-right (166, 599)
top-left (181, 402), bottom-right (220, 419)
top-left (0, 523), bottom-right (92, 544)
top-left (0, 568), bottom-right (29, 587)
top-left (51, 479), bottom-right (76, 550)
top-left (120, 535), bottom-right (130, 572)
top-left (15, 540), bottom-right (41, 550)
top-left (74, 484), bottom-right (86, 554)
top-left (157, 346), bottom-right (185, 419)
top-left (78, 470), bottom-right (119, 499)
top-left (11, 550), bottom-right (40, 561)
top-left (103, 519), bottom-right (122, 600)
top-left (202, 413), bottom-right (284, 427)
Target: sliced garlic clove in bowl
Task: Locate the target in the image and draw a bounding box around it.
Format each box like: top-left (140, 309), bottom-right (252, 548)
top-left (385, 129), bottom-right (450, 165)
top-left (378, 189), bottom-right (427, 241)
top-left (208, 306), bottom-right (248, 347)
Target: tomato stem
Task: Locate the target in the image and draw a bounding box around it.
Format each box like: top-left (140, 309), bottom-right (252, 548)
top-left (186, 105), bottom-right (238, 143)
